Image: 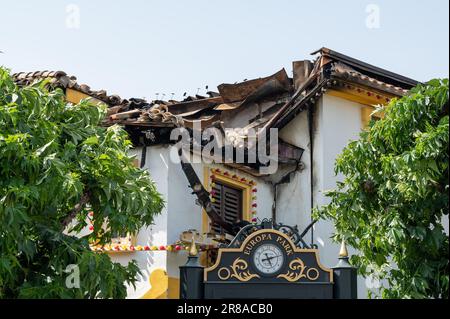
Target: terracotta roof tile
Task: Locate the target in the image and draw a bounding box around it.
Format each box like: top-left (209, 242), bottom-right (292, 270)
top-left (330, 62), bottom-right (409, 95)
top-left (12, 70), bottom-right (126, 106)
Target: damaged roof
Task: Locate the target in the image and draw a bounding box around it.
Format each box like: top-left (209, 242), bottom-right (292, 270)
top-left (12, 47), bottom-right (418, 141)
top-left (105, 48), bottom-right (418, 134)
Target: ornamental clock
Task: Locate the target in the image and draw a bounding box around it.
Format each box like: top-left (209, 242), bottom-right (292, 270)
top-left (252, 243), bottom-right (285, 275)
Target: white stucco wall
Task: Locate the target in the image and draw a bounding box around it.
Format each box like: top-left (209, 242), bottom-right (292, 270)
top-left (312, 93), bottom-right (368, 298)
top-left (276, 96), bottom-right (368, 297)
top-left (110, 145), bottom-right (170, 298)
top-left (278, 110), bottom-right (312, 232)
top-left (165, 154), bottom-right (204, 279)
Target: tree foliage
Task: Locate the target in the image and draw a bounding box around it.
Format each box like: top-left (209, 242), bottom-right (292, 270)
top-left (315, 79), bottom-right (449, 298)
top-left (0, 68), bottom-right (164, 298)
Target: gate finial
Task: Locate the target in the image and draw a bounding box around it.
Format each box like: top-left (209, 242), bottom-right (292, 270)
top-left (333, 239), bottom-right (357, 299)
top-left (189, 237), bottom-right (198, 256)
top-left (339, 240), bottom-right (348, 258)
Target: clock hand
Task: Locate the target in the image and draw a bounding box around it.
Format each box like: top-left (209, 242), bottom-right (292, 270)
top-left (262, 255), bottom-right (281, 262)
top-left (262, 253), bottom-right (273, 267)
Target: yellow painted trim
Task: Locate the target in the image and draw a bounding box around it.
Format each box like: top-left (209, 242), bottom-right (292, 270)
top-left (202, 166), bottom-right (211, 234)
top-left (200, 167), bottom-right (211, 267)
top-left (361, 106), bottom-right (373, 128)
top-left (65, 88), bottom-right (106, 106)
top-left (167, 277), bottom-right (180, 299)
top-left (327, 88), bottom-right (393, 107)
top-left (140, 269), bottom-right (168, 299)
top-left (326, 89), bottom-right (387, 129)
top-left (361, 106), bottom-right (385, 129)
top-left (66, 88), bottom-right (90, 104)
top-left (204, 229), bottom-right (334, 283)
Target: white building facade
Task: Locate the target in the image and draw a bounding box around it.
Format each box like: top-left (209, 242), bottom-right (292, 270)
top-left (13, 48), bottom-right (420, 299)
top-left (116, 92), bottom-right (369, 298)
top-left (100, 49), bottom-right (419, 299)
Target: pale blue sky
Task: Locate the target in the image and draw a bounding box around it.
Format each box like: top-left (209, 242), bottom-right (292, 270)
top-left (1, 1), bottom-right (449, 100)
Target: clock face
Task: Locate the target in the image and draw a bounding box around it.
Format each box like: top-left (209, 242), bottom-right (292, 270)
top-left (252, 244), bottom-right (285, 275)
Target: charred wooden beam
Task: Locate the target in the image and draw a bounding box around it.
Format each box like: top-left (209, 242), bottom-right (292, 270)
top-left (218, 69), bottom-right (291, 103)
top-left (179, 152), bottom-right (236, 235)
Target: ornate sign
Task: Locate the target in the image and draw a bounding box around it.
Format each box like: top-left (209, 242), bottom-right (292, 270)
top-left (179, 221), bottom-right (356, 299)
top-left (205, 229), bottom-right (333, 284)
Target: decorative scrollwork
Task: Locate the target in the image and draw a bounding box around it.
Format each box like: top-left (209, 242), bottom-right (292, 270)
top-left (218, 258), bottom-right (260, 282)
top-left (277, 258), bottom-right (320, 282)
top-left (227, 224), bottom-right (263, 248)
top-left (275, 224), bottom-right (301, 246)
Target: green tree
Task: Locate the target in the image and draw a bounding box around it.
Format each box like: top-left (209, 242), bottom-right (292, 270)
top-left (0, 68), bottom-right (164, 298)
top-left (315, 79), bottom-right (449, 299)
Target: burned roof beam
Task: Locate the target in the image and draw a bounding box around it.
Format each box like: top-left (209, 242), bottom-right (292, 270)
top-left (272, 77), bottom-right (330, 130)
top-left (167, 96), bottom-right (223, 115)
top-left (218, 69), bottom-right (291, 103)
top-left (261, 71), bottom-right (320, 132)
top-left (179, 152), bottom-right (236, 235)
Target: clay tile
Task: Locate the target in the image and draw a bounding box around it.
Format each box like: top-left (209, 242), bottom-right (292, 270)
top-left (95, 90), bottom-right (107, 99)
top-left (57, 75), bottom-right (71, 88)
top-left (67, 81), bottom-right (77, 89)
top-left (54, 71), bottom-right (67, 77)
top-left (108, 95), bottom-right (122, 105)
top-left (79, 84), bottom-right (91, 92)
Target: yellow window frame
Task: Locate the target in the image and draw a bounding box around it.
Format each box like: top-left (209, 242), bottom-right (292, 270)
top-left (201, 167), bottom-right (254, 234)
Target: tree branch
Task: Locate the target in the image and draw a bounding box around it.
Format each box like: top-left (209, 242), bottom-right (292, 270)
top-left (61, 191), bottom-right (91, 229)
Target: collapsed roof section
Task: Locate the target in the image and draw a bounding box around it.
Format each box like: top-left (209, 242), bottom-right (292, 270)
top-left (12, 48), bottom-right (418, 174)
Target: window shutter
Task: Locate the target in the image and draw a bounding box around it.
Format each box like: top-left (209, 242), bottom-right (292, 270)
top-left (211, 183), bottom-right (222, 234)
top-left (210, 181), bottom-right (242, 234)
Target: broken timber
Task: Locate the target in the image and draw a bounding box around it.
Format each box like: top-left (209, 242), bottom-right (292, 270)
top-left (178, 149), bottom-right (235, 235)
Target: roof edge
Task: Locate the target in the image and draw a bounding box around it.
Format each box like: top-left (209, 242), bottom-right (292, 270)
top-left (312, 47), bottom-right (420, 88)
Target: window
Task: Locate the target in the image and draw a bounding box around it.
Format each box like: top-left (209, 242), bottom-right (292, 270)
top-left (201, 167), bottom-right (257, 266)
top-left (210, 181), bottom-right (243, 234)
top-left (202, 167), bottom-right (256, 235)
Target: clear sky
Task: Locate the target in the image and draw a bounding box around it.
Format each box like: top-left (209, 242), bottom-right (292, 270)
top-left (1, 0), bottom-right (449, 101)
